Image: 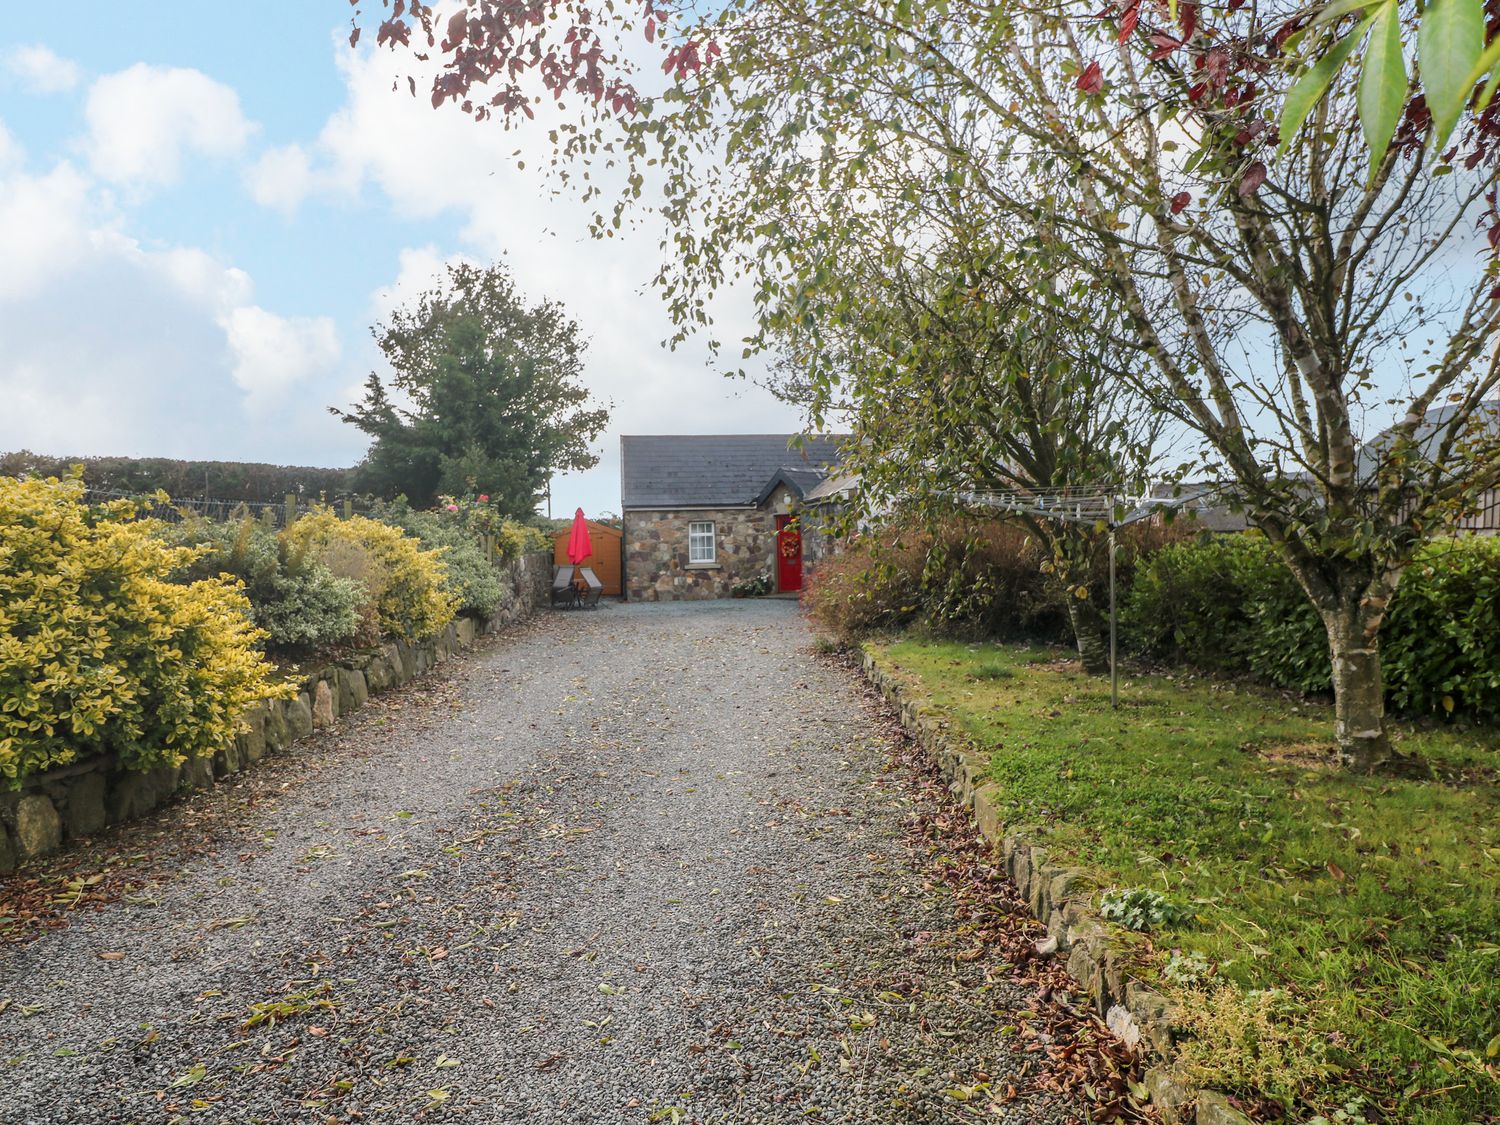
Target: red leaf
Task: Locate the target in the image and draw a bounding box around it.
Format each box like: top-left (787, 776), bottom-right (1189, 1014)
top-left (645, 17), bottom-right (655, 43)
top-left (1180, 1), bottom-right (1198, 38)
top-left (1077, 61), bottom-right (1104, 94)
top-left (1326, 861), bottom-right (1346, 880)
top-left (1170, 190), bottom-right (1191, 214)
top-left (349, 26), bottom-right (362, 48)
top-left (444, 10), bottom-right (467, 49)
top-left (1118, 2), bottom-right (1140, 43)
top-left (1150, 35), bottom-right (1183, 60)
top-left (1238, 161), bottom-right (1268, 195)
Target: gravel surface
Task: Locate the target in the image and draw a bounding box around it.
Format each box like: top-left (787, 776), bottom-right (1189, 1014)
top-left (0, 601), bottom-right (1096, 1124)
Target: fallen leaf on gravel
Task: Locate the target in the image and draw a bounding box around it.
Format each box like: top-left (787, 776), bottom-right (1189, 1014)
top-left (97, 951), bottom-right (126, 961)
top-left (535, 1052), bottom-right (563, 1071)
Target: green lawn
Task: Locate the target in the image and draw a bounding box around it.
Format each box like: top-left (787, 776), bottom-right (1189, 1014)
top-left (870, 640), bottom-right (1500, 1124)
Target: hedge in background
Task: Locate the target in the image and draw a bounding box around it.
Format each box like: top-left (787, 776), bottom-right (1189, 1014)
top-left (0, 476), bottom-right (286, 787)
top-left (0, 450), bottom-right (353, 505)
top-left (1125, 533), bottom-right (1500, 722)
top-left (282, 511), bottom-right (457, 642)
top-left (153, 517), bottom-right (365, 654)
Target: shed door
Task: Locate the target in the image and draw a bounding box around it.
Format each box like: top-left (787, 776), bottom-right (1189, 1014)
top-left (776, 514), bottom-right (803, 593)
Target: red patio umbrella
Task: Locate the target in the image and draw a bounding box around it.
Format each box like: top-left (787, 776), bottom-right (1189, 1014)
top-left (566, 508), bottom-right (593, 566)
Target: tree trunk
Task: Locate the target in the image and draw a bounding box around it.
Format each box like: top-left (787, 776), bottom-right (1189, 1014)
top-left (1323, 604), bottom-right (1392, 771)
top-left (1065, 594), bottom-right (1111, 675)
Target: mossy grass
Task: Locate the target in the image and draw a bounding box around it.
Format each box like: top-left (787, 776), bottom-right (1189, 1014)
top-left (871, 639), bottom-right (1500, 1124)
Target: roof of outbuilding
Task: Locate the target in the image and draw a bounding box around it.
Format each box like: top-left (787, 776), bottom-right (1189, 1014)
top-left (620, 434), bottom-right (847, 509)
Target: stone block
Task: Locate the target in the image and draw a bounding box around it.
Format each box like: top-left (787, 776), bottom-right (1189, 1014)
top-left (239, 708), bottom-right (267, 764)
top-left (182, 754), bottom-right (215, 790)
top-left (455, 616), bottom-right (476, 646)
top-left (13, 794), bottom-right (61, 859)
top-left (1196, 1091), bottom-right (1252, 1125)
top-left (287, 694), bottom-right (314, 741)
top-left (313, 680), bottom-right (336, 729)
top-left (366, 645), bottom-right (401, 693)
top-left (0, 823), bottom-right (15, 874)
top-left (972, 784), bottom-right (1004, 845)
top-left (1105, 1003), bottom-right (1142, 1049)
top-left (1143, 1065), bottom-right (1196, 1125)
top-left (395, 639), bottom-right (417, 680)
top-left (62, 771), bottom-right (108, 838)
top-left (264, 699), bottom-right (292, 752)
top-left (337, 667), bottom-right (369, 714)
top-left (214, 738), bottom-right (241, 778)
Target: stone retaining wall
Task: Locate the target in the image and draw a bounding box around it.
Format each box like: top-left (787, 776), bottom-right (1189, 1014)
top-left (860, 650), bottom-right (1252, 1125)
top-left (0, 550), bottom-right (552, 875)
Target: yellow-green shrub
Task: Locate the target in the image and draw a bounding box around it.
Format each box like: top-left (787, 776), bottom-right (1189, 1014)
top-left (0, 475), bottom-right (287, 786)
top-left (281, 511), bottom-right (456, 641)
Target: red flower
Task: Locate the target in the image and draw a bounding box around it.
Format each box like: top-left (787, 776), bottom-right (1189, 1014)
top-left (478, 494), bottom-right (490, 502)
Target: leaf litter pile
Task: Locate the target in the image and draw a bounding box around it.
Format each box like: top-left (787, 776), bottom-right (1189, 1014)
top-left (862, 673), bottom-right (1156, 1123)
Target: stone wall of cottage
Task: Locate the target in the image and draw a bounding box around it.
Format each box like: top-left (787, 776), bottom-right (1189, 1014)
top-left (624, 508), bottom-right (777, 600)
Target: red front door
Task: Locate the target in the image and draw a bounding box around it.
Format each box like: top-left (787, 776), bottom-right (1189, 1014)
top-left (776, 514), bottom-right (803, 592)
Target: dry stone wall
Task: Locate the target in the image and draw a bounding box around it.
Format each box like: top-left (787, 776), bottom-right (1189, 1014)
top-left (0, 550), bottom-right (552, 874)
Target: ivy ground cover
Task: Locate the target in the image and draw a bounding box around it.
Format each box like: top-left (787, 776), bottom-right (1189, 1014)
top-left (868, 641), bottom-right (1499, 1125)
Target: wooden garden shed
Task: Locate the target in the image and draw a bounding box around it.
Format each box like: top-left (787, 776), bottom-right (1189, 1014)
top-left (552, 519), bottom-right (623, 596)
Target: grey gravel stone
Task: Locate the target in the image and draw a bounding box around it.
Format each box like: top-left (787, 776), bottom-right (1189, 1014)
top-left (0, 602), bottom-right (1087, 1124)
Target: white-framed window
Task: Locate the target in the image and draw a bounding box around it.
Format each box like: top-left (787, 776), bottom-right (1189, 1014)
top-left (688, 520), bottom-right (717, 564)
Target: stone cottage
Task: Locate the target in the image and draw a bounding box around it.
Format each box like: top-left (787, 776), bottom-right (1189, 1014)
top-left (620, 434), bottom-right (847, 601)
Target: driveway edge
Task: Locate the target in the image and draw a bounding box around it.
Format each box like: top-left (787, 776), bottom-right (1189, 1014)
top-left (859, 648), bottom-right (1252, 1125)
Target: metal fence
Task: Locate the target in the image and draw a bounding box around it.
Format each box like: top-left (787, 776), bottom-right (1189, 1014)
top-left (82, 488), bottom-right (372, 528)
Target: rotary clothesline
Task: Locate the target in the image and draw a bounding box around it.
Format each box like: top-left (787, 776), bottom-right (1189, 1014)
top-left (944, 485), bottom-right (1230, 708)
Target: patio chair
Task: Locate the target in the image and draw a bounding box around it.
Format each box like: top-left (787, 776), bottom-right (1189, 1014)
top-left (578, 566), bottom-right (604, 609)
top-left (551, 565), bottom-right (578, 608)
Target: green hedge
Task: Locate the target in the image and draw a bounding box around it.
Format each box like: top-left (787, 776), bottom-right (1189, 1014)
top-left (0, 450), bottom-right (353, 504)
top-left (1124, 534), bottom-right (1500, 722)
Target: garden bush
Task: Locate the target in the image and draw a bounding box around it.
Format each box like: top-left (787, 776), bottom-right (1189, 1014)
top-left (804, 518), bottom-right (1067, 644)
top-left (281, 511), bottom-right (457, 641)
top-left (435, 494), bottom-right (550, 561)
top-left (154, 517), bottom-right (365, 653)
top-left (379, 504), bottom-right (506, 617)
top-left (0, 476), bottom-right (285, 786)
top-left (1125, 532), bottom-right (1500, 721)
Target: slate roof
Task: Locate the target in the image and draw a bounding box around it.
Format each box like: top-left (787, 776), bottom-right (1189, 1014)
top-left (621, 434), bottom-right (847, 509)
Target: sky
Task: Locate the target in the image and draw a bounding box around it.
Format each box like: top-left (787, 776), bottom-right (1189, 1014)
top-left (0, 3), bottom-right (802, 518)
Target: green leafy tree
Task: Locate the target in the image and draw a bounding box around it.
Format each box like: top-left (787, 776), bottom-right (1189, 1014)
top-left (362, 1), bottom-right (1500, 772)
top-left (335, 263), bottom-right (608, 516)
top-left (770, 212), bottom-right (1161, 672)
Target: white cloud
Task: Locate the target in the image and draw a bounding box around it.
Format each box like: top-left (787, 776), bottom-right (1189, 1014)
top-left (83, 64), bottom-right (256, 188)
top-left (260, 44), bottom-right (804, 515)
top-left (222, 305), bottom-right (341, 414)
top-left (0, 162), bottom-right (93, 300)
top-left (3, 44), bottom-right (80, 94)
top-left (0, 117), bottom-right (22, 170)
top-left (0, 157), bottom-right (357, 461)
top-left (246, 143), bottom-right (315, 215)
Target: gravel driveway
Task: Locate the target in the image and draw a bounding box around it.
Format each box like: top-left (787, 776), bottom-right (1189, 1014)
top-left (0, 601), bottom-right (1095, 1124)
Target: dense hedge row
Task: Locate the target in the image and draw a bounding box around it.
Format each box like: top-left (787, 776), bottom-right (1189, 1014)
top-left (1, 476), bottom-right (547, 787)
top-left (0, 477), bottom-right (288, 786)
top-left (810, 518), bottom-right (1500, 722)
top-left (0, 450), bottom-right (354, 504)
top-left (803, 516), bottom-right (1177, 645)
top-left (1124, 533), bottom-right (1500, 722)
